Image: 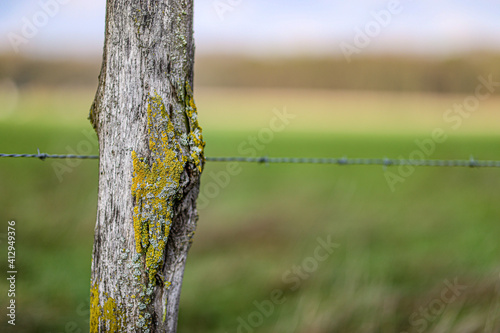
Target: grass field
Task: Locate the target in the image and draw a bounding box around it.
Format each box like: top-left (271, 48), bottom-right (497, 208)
top-left (0, 87), bottom-right (499, 332)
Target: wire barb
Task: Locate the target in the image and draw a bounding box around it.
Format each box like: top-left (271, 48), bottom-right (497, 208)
top-left (37, 148), bottom-right (48, 161)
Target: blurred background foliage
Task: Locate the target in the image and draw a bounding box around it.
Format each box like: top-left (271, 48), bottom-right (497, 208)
top-left (1, 53), bottom-right (500, 94)
top-left (0, 51), bottom-right (499, 333)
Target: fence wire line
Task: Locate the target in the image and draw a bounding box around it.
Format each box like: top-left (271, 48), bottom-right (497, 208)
top-left (0, 151), bottom-right (99, 160)
top-left (1, 151), bottom-right (500, 168)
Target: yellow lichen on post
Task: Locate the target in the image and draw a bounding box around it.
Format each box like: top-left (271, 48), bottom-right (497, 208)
top-left (131, 153), bottom-right (151, 254)
top-left (90, 283), bottom-right (100, 333)
top-left (90, 283), bottom-right (125, 333)
top-left (184, 83), bottom-right (205, 173)
top-left (131, 92), bottom-right (185, 284)
top-left (102, 297), bottom-right (122, 333)
top-left (129, 87), bottom-right (205, 329)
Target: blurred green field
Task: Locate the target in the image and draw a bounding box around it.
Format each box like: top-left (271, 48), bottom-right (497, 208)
top-left (0, 87), bottom-right (499, 333)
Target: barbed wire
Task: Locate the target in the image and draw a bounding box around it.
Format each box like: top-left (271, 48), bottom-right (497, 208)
top-left (206, 156), bottom-right (500, 168)
top-left (0, 150), bottom-right (98, 161)
top-left (1, 150), bottom-right (500, 168)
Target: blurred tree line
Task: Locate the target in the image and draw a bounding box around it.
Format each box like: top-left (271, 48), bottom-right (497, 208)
top-left (1, 52), bottom-right (500, 94)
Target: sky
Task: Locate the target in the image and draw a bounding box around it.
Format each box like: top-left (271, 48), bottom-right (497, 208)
top-left (1, 0), bottom-right (500, 59)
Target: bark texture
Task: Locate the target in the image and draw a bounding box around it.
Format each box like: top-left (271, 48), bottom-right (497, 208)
top-left (89, 1), bottom-right (204, 332)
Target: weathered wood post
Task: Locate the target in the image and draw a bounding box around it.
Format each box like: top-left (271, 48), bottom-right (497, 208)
top-left (88, 0), bottom-right (204, 331)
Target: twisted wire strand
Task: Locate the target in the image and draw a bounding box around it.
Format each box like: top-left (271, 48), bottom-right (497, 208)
top-left (1, 152), bottom-right (499, 168)
top-left (0, 153), bottom-right (99, 161)
top-left (205, 156), bottom-right (500, 168)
